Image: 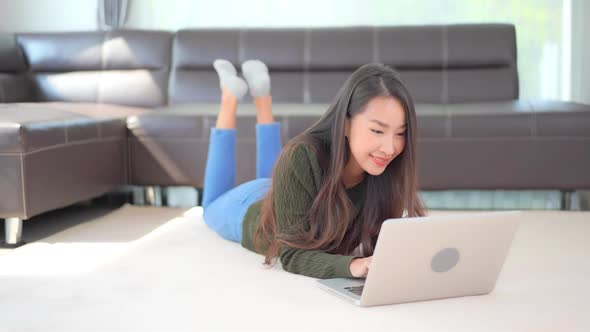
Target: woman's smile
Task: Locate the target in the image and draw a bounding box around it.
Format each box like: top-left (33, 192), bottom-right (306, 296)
top-left (370, 154), bottom-right (392, 167)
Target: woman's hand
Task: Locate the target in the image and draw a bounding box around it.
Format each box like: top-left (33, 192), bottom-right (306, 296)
top-left (349, 256), bottom-right (373, 278)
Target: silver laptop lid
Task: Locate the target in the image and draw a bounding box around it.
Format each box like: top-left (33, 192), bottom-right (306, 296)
top-left (358, 211), bottom-right (522, 306)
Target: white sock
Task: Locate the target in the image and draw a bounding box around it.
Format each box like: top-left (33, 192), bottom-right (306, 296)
top-left (241, 59), bottom-right (271, 97)
top-left (213, 59), bottom-right (248, 99)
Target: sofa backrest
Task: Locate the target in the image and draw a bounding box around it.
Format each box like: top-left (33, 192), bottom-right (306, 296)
top-left (16, 30), bottom-right (173, 107)
top-left (170, 24), bottom-right (518, 104)
top-left (4, 24), bottom-right (518, 107)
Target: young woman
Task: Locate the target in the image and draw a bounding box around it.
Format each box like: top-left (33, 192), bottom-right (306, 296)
top-left (202, 60), bottom-right (426, 280)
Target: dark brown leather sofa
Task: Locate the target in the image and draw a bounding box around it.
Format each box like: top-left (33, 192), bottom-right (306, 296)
top-left (1, 24), bottom-right (589, 247)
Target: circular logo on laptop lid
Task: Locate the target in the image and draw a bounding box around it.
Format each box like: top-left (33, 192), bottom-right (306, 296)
top-left (431, 247), bottom-right (460, 273)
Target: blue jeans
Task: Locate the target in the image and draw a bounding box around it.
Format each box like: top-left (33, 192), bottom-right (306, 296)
top-left (202, 122), bottom-right (282, 243)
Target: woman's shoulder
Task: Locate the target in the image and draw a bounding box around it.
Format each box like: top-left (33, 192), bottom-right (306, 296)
top-left (277, 140), bottom-right (324, 186)
top-left (283, 141), bottom-right (320, 165)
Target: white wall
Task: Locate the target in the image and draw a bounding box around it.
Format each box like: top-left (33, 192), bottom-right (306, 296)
top-left (0, 0), bottom-right (97, 32)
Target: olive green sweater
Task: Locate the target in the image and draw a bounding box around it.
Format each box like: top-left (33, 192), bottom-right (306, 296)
top-left (241, 143), bottom-right (366, 279)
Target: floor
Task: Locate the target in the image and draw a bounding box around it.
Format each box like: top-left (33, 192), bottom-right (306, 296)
top-left (1, 187), bottom-right (588, 255)
top-left (0, 202), bottom-right (588, 331)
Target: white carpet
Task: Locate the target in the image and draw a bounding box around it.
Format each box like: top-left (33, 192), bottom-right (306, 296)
top-left (0, 205), bottom-right (589, 332)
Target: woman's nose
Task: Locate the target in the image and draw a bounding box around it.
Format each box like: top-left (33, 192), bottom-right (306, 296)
top-left (380, 138), bottom-right (395, 156)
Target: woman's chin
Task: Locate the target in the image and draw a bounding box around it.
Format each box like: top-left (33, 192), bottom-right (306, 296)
top-left (364, 165), bottom-right (386, 176)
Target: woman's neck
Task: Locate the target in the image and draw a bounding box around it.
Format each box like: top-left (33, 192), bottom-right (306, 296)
top-left (342, 159), bottom-right (365, 189)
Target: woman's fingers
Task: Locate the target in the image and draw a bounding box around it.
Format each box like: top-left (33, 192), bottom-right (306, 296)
top-left (351, 256), bottom-right (373, 277)
top-left (366, 256), bottom-right (373, 269)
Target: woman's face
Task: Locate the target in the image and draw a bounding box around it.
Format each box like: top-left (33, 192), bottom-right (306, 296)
top-left (344, 96), bottom-right (407, 182)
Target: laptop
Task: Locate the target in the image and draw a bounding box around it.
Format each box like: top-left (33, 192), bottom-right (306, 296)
top-left (317, 211), bottom-right (522, 307)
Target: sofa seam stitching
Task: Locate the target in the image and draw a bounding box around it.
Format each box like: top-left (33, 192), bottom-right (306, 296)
top-left (442, 25), bottom-right (449, 104)
top-left (0, 136), bottom-right (124, 156)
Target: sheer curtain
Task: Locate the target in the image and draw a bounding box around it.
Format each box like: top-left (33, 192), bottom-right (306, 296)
top-left (98, 0), bottom-right (129, 30)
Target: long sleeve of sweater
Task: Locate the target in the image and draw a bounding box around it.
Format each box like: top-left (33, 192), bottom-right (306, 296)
top-left (272, 144), bottom-right (358, 279)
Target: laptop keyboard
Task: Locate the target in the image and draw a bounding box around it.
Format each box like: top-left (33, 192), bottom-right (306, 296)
top-left (344, 286), bottom-right (364, 296)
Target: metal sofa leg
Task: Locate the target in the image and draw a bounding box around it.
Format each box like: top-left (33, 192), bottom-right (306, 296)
top-left (3, 218), bottom-right (25, 248)
top-left (145, 186), bottom-right (162, 206)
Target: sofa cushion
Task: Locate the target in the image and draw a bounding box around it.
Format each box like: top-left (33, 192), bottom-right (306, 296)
top-left (416, 100), bottom-right (590, 139)
top-left (0, 105), bottom-right (116, 153)
top-left (416, 100), bottom-right (590, 190)
top-left (126, 104), bottom-right (285, 186)
top-left (0, 103), bottom-right (148, 153)
top-left (17, 31), bottom-right (173, 107)
top-left (127, 100), bottom-right (590, 189)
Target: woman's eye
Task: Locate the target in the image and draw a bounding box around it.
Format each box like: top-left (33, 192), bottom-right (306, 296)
top-left (397, 132), bottom-right (407, 136)
top-left (371, 129), bottom-right (383, 135)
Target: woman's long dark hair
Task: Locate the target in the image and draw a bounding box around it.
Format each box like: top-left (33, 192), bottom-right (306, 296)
top-left (255, 63), bottom-right (427, 264)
